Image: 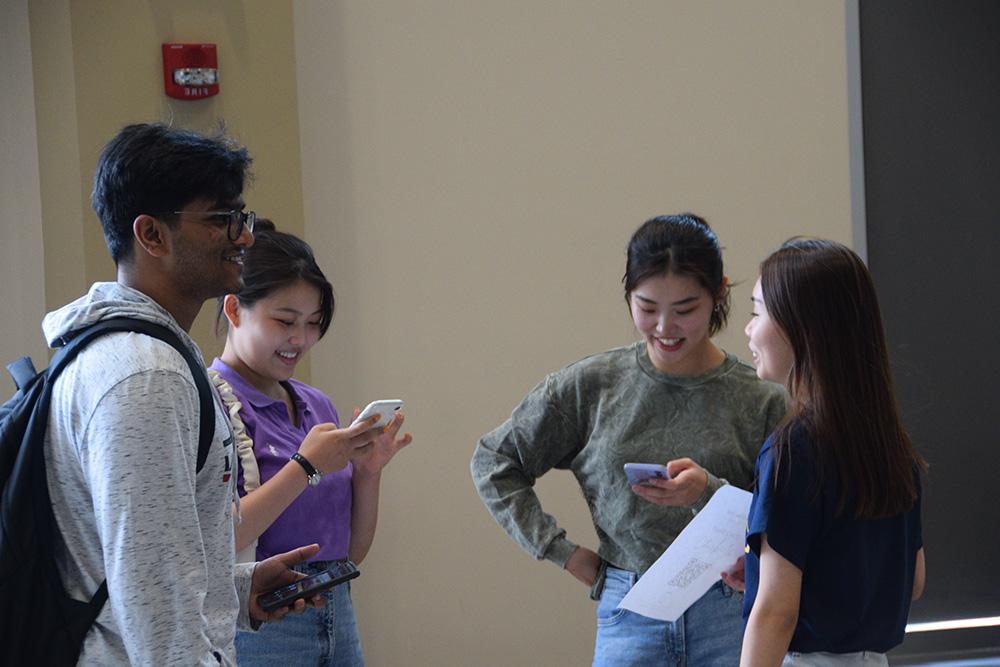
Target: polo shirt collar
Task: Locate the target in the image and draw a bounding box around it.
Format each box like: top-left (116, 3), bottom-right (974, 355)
top-left (211, 358), bottom-right (308, 412)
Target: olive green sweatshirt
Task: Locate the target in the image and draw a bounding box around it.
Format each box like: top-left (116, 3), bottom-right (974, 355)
top-left (471, 342), bottom-right (787, 576)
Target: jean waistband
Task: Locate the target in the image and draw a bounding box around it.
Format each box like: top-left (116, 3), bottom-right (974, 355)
top-left (604, 565), bottom-right (732, 596)
top-left (605, 566), bottom-right (638, 586)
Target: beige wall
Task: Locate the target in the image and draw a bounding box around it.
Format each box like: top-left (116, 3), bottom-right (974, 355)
top-left (294, 2), bottom-right (852, 665)
top-left (24, 0), bottom-right (307, 371)
top-left (6, 1), bottom-right (854, 664)
top-left (0, 0), bottom-right (47, 395)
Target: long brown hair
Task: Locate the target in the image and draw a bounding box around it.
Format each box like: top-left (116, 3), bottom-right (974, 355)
top-left (761, 238), bottom-right (926, 518)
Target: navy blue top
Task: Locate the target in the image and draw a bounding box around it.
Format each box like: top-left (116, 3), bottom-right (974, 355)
top-left (743, 426), bottom-right (922, 654)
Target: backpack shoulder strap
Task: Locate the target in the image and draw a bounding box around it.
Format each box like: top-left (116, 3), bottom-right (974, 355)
top-left (0, 317), bottom-right (214, 662)
top-left (54, 318), bottom-right (215, 472)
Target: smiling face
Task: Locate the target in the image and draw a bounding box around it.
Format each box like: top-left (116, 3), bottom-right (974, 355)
top-left (224, 279), bottom-right (323, 394)
top-left (745, 278), bottom-right (795, 384)
top-left (169, 197), bottom-right (254, 300)
top-left (629, 271), bottom-right (723, 376)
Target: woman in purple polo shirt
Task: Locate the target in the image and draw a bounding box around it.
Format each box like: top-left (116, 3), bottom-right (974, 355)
top-left (211, 220), bottom-right (412, 666)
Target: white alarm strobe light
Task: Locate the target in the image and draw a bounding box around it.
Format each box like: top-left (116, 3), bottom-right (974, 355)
top-left (173, 68), bottom-right (218, 86)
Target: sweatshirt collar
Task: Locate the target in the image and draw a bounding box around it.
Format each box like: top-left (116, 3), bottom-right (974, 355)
top-left (634, 341), bottom-right (738, 387)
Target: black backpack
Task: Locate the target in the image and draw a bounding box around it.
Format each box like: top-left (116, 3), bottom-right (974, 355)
top-left (0, 317), bottom-right (215, 666)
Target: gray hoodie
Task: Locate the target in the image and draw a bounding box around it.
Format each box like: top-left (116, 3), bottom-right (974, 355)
top-left (42, 282), bottom-right (254, 666)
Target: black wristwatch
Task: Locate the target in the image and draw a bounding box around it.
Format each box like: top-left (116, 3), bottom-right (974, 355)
top-left (291, 452), bottom-right (323, 487)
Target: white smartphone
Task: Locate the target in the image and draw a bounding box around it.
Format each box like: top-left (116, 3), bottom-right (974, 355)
top-left (623, 462), bottom-right (671, 486)
top-left (350, 399), bottom-right (404, 429)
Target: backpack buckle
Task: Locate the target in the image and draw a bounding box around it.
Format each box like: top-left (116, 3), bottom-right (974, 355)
top-left (5, 357), bottom-right (38, 392)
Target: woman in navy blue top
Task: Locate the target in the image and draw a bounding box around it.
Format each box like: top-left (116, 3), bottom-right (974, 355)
top-left (739, 239), bottom-right (927, 666)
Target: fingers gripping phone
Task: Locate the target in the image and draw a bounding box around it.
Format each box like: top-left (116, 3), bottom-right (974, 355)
top-left (623, 462), bottom-right (672, 486)
top-left (257, 560), bottom-right (361, 613)
top-left (350, 399), bottom-right (404, 429)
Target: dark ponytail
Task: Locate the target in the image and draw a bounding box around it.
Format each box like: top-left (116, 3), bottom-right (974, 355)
top-left (216, 219), bottom-right (335, 336)
top-left (623, 213), bottom-right (730, 335)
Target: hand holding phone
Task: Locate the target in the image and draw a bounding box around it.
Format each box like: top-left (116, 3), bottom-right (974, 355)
top-left (623, 462), bottom-right (672, 486)
top-left (257, 560), bottom-right (361, 613)
top-left (350, 399), bottom-right (404, 429)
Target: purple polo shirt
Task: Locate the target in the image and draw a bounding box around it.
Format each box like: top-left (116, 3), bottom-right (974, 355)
top-left (210, 359), bottom-right (353, 562)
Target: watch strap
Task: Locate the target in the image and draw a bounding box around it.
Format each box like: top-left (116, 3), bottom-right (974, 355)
top-left (291, 452), bottom-right (322, 485)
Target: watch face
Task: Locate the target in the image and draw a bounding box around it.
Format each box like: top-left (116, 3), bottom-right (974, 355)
top-left (308, 473), bottom-right (322, 487)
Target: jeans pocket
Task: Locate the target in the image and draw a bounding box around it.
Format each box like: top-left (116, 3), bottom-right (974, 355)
top-left (595, 568), bottom-right (631, 627)
top-left (720, 580), bottom-right (739, 597)
top-left (596, 603), bottom-right (628, 627)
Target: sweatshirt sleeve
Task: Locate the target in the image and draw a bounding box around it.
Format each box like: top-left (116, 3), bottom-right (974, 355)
top-left (692, 381), bottom-right (788, 514)
top-left (470, 374), bottom-right (584, 568)
top-left (234, 562), bottom-right (256, 631)
top-left (80, 369), bottom-right (225, 666)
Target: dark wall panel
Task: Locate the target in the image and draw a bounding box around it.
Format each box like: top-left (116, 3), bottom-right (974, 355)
top-left (859, 0), bottom-right (1000, 659)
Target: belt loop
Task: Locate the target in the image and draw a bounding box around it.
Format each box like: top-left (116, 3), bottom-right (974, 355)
top-left (589, 559), bottom-right (609, 601)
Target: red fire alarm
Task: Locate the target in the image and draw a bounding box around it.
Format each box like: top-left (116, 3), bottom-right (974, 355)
top-left (162, 43), bottom-right (219, 99)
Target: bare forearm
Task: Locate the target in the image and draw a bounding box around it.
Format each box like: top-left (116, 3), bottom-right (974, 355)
top-left (234, 461), bottom-right (309, 552)
top-left (743, 535), bottom-right (802, 667)
top-left (740, 606), bottom-right (797, 667)
top-left (349, 471), bottom-right (382, 564)
top-left (912, 547), bottom-right (926, 600)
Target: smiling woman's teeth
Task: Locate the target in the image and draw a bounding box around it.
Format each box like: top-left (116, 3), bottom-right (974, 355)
top-left (658, 338), bottom-right (681, 346)
top-left (277, 351), bottom-right (297, 359)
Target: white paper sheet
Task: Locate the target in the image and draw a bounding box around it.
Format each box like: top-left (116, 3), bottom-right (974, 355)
top-left (617, 484), bottom-right (752, 622)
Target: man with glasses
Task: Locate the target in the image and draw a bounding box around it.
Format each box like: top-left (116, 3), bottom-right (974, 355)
top-left (40, 123), bottom-right (317, 665)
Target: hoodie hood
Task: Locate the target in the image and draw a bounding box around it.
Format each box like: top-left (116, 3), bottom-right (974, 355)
top-left (42, 282), bottom-right (202, 358)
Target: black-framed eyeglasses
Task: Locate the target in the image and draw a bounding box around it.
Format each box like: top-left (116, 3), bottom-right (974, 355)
top-left (157, 209), bottom-right (256, 241)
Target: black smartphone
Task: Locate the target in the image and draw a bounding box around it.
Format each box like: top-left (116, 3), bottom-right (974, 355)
top-left (257, 560), bottom-right (360, 613)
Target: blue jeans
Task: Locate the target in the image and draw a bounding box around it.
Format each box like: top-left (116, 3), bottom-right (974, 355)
top-left (236, 561), bottom-right (364, 667)
top-left (593, 566), bottom-right (743, 666)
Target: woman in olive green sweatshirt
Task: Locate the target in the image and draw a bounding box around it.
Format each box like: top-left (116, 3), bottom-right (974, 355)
top-left (472, 213), bottom-right (786, 667)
